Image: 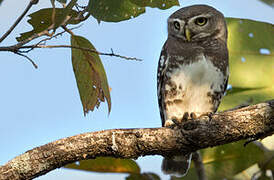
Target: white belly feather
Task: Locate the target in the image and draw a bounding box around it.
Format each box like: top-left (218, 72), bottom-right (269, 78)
top-left (164, 54), bottom-right (224, 120)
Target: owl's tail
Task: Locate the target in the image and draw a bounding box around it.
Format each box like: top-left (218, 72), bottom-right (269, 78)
top-left (161, 153), bottom-right (192, 177)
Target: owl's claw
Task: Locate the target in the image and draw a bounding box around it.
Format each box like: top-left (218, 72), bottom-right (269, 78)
top-left (164, 112), bottom-right (213, 129)
top-left (183, 112), bottom-right (197, 121)
top-left (164, 118), bottom-right (183, 129)
top-left (199, 112), bottom-right (213, 121)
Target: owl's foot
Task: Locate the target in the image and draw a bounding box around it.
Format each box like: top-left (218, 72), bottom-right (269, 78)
top-left (199, 112), bottom-right (213, 120)
top-left (164, 118), bottom-right (182, 129)
top-left (182, 112), bottom-right (197, 121)
top-left (183, 112), bottom-right (213, 121)
top-left (164, 112), bottom-right (213, 129)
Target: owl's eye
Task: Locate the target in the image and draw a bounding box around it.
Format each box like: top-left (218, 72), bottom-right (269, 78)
top-left (173, 21), bottom-right (180, 30)
top-left (195, 17), bottom-right (207, 26)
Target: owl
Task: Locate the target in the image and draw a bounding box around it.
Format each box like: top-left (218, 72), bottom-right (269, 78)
top-left (157, 5), bottom-right (229, 176)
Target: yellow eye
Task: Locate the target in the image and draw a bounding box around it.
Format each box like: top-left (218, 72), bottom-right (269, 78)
top-left (195, 17), bottom-right (207, 26)
top-left (173, 21), bottom-right (180, 30)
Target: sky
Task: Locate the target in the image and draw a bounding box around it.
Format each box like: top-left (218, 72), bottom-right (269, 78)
top-left (0, 0), bottom-right (273, 179)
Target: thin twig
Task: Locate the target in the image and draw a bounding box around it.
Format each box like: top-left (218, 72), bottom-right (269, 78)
top-left (50, 0), bottom-right (56, 31)
top-left (0, 0), bottom-right (38, 43)
top-left (20, 25), bottom-right (82, 53)
top-left (13, 52), bottom-right (38, 69)
top-left (20, 44), bottom-right (143, 61)
top-left (61, 26), bottom-right (74, 36)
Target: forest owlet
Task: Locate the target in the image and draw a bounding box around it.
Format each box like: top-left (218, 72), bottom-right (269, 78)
top-left (157, 4), bottom-right (229, 176)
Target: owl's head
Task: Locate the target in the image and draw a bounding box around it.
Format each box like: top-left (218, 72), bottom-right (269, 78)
top-left (167, 5), bottom-right (227, 43)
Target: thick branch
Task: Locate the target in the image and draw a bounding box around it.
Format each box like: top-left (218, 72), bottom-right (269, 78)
top-left (0, 100), bottom-right (273, 180)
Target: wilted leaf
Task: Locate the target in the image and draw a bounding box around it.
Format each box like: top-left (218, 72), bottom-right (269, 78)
top-left (65, 157), bottom-right (140, 173)
top-left (219, 18), bottom-right (274, 111)
top-left (16, 6), bottom-right (78, 42)
top-left (87, 0), bottom-right (145, 22)
top-left (71, 35), bottom-right (111, 115)
top-left (130, 0), bottom-right (179, 10)
top-left (126, 172), bottom-right (161, 180)
top-left (181, 141), bottom-right (264, 180)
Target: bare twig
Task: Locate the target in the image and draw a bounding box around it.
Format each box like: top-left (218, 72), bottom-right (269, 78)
top-left (61, 25), bottom-right (74, 36)
top-left (13, 52), bottom-right (38, 69)
top-left (19, 25), bottom-right (82, 53)
top-left (0, 0), bottom-right (38, 43)
top-left (50, 0), bottom-right (56, 32)
top-left (20, 44), bottom-right (143, 61)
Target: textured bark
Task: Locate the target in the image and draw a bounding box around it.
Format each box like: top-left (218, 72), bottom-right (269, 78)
top-left (0, 100), bottom-right (273, 180)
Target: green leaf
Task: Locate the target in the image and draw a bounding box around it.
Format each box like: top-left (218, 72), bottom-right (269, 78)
top-left (258, 0), bottom-right (274, 8)
top-left (54, 0), bottom-right (78, 29)
top-left (226, 86), bottom-right (266, 95)
top-left (16, 7), bottom-right (78, 42)
top-left (71, 35), bottom-right (111, 115)
top-left (65, 157), bottom-right (140, 173)
top-left (57, 0), bottom-right (67, 3)
top-left (87, 0), bottom-right (145, 22)
top-left (130, 0), bottom-right (179, 10)
top-left (181, 141), bottom-right (264, 180)
top-left (219, 18), bottom-right (274, 111)
top-left (126, 172), bottom-right (161, 180)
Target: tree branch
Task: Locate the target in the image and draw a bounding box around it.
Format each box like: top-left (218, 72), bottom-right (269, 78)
top-left (0, 0), bottom-right (39, 43)
top-left (0, 100), bottom-right (273, 180)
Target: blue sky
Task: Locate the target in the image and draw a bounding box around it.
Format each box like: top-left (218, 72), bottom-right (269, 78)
top-left (0, 0), bottom-right (273, 179)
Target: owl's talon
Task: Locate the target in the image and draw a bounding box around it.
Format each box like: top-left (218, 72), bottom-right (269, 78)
top-left (164, 119), bottom-right (176, 128)
top-left (190, 112), bottom-right (197, 120)
top-left (199, 112), bottom-right (213, 120)
top-left (171, 118), bottom-right (183, 128)
top-left (182, 112), bottom-right (190, 121)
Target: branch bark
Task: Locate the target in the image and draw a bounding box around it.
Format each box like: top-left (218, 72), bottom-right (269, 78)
top-left (0, 100), bottom-right (273, 180)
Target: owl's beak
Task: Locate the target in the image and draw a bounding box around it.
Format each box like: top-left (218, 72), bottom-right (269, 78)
top-left (184, 28), bottom-right (191, 41)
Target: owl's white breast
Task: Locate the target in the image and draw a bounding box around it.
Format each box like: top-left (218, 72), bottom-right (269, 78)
top-left (165, 54), bottom-right (225, 120)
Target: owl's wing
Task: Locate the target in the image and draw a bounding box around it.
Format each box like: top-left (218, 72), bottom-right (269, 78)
top-left (157, 43), bottom-right (169, 127)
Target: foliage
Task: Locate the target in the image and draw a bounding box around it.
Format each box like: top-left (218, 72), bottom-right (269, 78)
top-left (65, 157), bottom-right (140, 173)
top-left (219, 18), bottom-right (274, 111)
top-left (0, 0), bottom-right (273, 179)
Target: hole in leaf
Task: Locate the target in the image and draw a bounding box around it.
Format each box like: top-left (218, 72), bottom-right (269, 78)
top-left (259, 48), bottom-right (270, 55)
top-left (248, 33), bottom-right (254, 38)
top-left (241, 57), bottom-right (246, 62)
top-left (227, 84), bottom-right (232, 91)
top-left (162, 3), bottom-right (166, 7)
top-left (224, 84), bottom-right (232, 96)
top-left (75, 161), bottom-right (80, 166)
